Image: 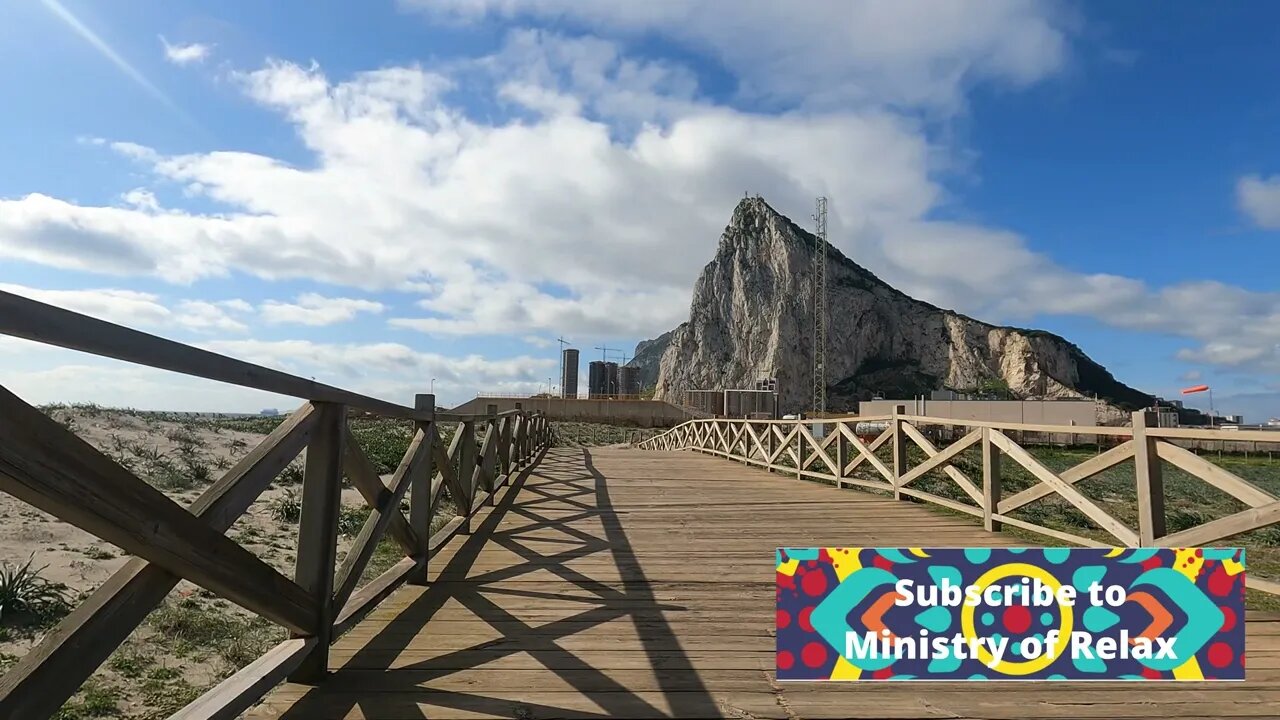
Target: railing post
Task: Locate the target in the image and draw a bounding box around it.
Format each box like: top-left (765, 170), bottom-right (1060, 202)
top-left (409, 393), bottom-right (435, 585)
top-left (795, 420), bottom-right (803, 480)
top-left (891, 405), bottom-right (907, 500)
top-left (485, 405), bottom-right (499, 505)
top-left (289, 402), bottom-right (345, 683)
top-left (457, 420), bottom-right (477, 534)
top-left (835, 420), bottom-right (846, 488)
top-left (982, 427), bottom-right (1002, 532)
top-left (767, 423), bottom-right (776, 471)
top-left (1133, 410), bottom-right (1166, 545)
top-left (498, 412), bottom-right (512, 477)
top-left (513, 403), bottom-right (524, 467)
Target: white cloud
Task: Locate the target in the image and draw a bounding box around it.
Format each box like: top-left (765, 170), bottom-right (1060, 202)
top-left (196, 339), bottom-right (555, 402)
top-left (409, 0), bottom-right (1070, 111)
top-left (1, 26), bottom-right (1277, 389)
top-left (121, 187), bottom-right (160, 212)
top-left (160, 35), bottom-right (212, 65)
top-left (1238, 174), bottom-right (1280, 229)
top-left (260, 293), bottom-right (386, 326)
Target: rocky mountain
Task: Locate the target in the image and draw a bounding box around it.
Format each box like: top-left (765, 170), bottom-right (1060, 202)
top-left (628, 329), bottom-right (673, 391)
top-left (630, 196), bottom-right (1154, 416)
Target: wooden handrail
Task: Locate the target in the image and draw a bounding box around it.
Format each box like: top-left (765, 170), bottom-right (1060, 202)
top-left (641, 412), bottom-right (1278, 597)
top-left (0, 289), bottom-right (430, 421)
top-left (0, 295), bottom-right (556, 719)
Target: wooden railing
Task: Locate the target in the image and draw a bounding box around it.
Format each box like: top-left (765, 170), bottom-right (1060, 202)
top-left (0, 290), bottom-right (552, 719)
top-left (640, 407), bottom-right (1280, 597)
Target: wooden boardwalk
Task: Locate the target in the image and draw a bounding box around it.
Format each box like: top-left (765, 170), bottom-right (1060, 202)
top-left (251, 447), bottom-right (1280, 719)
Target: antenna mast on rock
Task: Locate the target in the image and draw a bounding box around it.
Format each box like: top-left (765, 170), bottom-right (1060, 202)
top-left (812, 196), bottom-right (828, 416)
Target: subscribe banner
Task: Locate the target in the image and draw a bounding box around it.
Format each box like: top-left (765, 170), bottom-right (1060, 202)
top-left (775, 547), bottom-right (1245, 681)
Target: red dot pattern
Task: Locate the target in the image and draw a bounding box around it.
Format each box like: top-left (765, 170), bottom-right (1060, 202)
top-left (1002, 605), bottom-right (1032, 634)
top-left (802, 641), bottom-right (827, 668)
top-left (1207, 642), bottom-right (1233, 668)
top-left (801, 568), bottom-right (827, 596)
top-left (777, 651), bottom-right (795, 670)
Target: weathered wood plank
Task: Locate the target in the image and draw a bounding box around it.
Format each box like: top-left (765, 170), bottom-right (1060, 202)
top-left (333, 426), bottom-right (428, 609)
top-left (1156, 440), bottom-right (1277, 507)
top-left (0, 385), bottom-right (316, 634)
top-left (343, 429), bottom-right (420, 556)
top-left (0, 402), bottom-right (317, 719)
top-left (1159, 500), bottom-right (1280, 547)
top-left (409, 395), bottom-right (436, 586)
top-left (989, 430), bottom-right (1139, 545)
top-left (290, 402), bottom-right (346, 682)
top-left (896, 428), bottom-right (981, 491)
top-left (998, 440), bottom-right (1135, 514)
top-left (171, 638), bottom-right (317, 720)
top-left (0, 289), bottom-right (426, 419)
top-left (839, 423), bottom-right (894, 482)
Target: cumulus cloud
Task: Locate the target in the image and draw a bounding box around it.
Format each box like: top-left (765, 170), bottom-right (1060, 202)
top-left (160, 36), bottom-right (212, 65)
top-left (0, 283), bottom-right (248, 333)
top-left (0, 22), bottom-right (1277, 390)
top-left (197, 339), bottom-right (554, 400)
top-left (260, 293), bottom-right (386, 326)
top-left (409, 0), bottom-right (1070, 111)
top-left (1238, 174), bottom-right (1280, 229)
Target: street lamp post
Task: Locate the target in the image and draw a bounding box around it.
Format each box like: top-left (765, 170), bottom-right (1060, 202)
top-left (430, 378), bottom-right (435, 394)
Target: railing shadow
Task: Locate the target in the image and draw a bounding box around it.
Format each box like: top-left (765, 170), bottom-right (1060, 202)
top-left (275, 447), bottom-right (718, 719)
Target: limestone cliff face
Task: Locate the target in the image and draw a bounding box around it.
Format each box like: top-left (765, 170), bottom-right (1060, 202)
top-left (635, 197), bottom-right (1153, 415)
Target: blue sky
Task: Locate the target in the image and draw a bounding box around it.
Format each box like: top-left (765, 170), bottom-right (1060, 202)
top-left (1, 1), bottom-right (1278, 420)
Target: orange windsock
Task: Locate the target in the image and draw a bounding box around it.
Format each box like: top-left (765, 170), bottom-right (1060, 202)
top-left (1181, 384), bottom-right (1210, 394)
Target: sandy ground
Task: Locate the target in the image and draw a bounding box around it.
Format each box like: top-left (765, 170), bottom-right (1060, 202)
top-left (0, 407), bottom-right (378, 717)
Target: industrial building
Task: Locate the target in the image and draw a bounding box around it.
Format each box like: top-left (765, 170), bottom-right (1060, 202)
top-left (561, 348), bottom-right (579, 398)
top-left (618, 365), bottom-right (640, 396)
top-left (684, 390), bottom-right (725, 416)
top-left (588, 360), bottom-right (621, 398)
top-left (684, 387), bottom-right (779, 419)
top-left (725, 389), bottom-right (777, 419)
top-left (858, 398), bottom-right (1097, 426)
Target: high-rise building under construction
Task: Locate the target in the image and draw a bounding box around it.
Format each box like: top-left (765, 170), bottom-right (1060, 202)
top-left (561, 348), bottom-right (579, 398)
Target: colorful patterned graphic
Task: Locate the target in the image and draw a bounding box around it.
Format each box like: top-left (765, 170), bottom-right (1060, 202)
top-left (776, 547), bottom-right (1246, 681)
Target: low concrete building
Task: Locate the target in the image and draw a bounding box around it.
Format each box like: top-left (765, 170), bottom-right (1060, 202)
top-left (450, 396), bottom-right (700, 428)
top-left (858, 398), bottom-right (1097, 426)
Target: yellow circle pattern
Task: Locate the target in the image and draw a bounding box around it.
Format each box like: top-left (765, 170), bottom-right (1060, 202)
top-left (958, 562), bottom-right (1073, 676)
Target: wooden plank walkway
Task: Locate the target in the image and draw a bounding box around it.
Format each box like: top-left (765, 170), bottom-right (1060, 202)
top-left (251, 447), bottom-right (1280, 719)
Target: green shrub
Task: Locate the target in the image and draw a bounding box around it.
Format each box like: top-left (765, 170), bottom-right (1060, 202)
top-left (337, 505), bottom-right (370, 536)
top-left (269, 490), bottom-right (302, 523)
top-left (0, 556), bottom-right (72, 625)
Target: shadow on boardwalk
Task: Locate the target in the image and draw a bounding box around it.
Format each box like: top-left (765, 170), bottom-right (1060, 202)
top-left (273, 448), bottom-right (719, 719)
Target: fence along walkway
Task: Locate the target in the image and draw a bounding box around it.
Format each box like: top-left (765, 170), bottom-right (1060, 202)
top-left (254, 447), bottom-right (1278, 718)
top-left (2, 285), bottom-right (1278, 718)
top-left (0, 290), bottom-right (551, 719)
top-left (643, 411), bottom-right (1280, 597)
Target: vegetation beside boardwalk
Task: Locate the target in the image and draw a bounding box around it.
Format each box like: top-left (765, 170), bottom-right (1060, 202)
top-left (3, 406), bottom-right (645, 717)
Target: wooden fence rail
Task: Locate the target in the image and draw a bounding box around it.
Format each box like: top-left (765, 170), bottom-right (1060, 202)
top-left (640, 408), bottom-right (1280, 597)
top-left (0, 290), bottom-right (552, 719)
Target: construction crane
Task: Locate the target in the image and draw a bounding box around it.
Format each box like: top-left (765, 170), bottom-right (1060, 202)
top-left (813, 196), bottom-right (828, 416)
top-left (594, 344), bottom-right (615, 362)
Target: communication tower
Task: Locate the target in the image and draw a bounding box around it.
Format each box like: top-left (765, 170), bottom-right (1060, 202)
top-left (812, 196), bottom-right (828, 415)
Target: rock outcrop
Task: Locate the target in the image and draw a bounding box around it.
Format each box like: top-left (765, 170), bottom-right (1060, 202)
top-left (631, 197), bottom-right (1153, 415)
